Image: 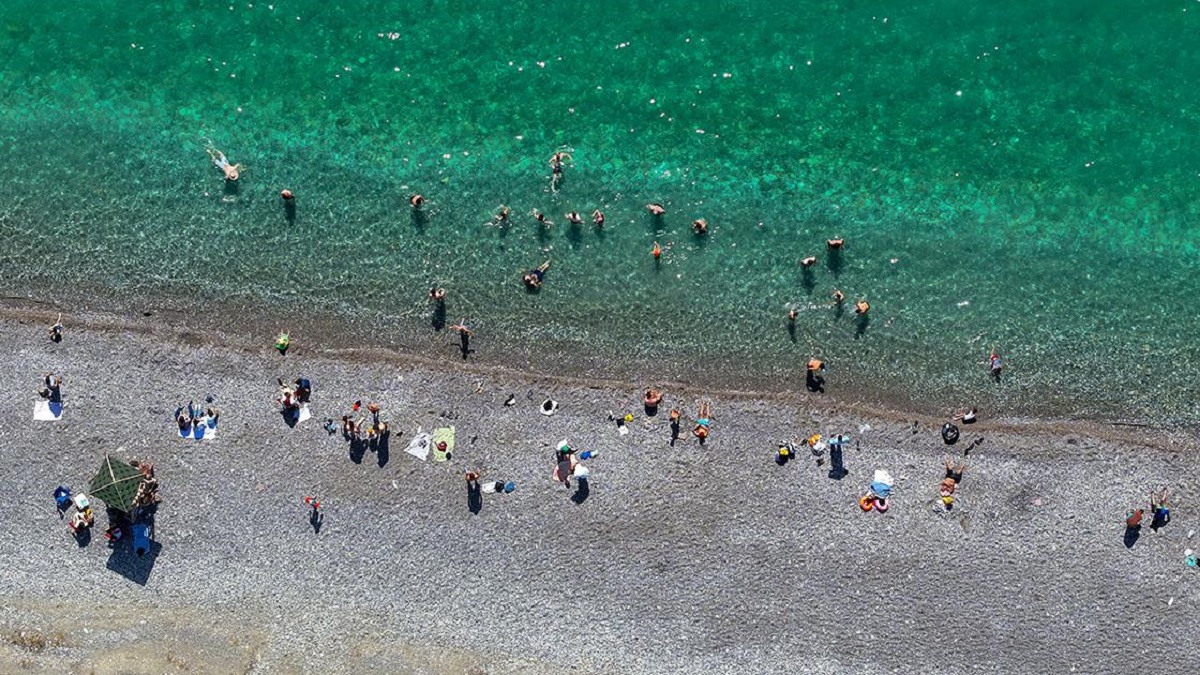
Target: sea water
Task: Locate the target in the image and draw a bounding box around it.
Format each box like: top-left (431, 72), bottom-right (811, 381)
top-left (0, 1), bottom-right (1197, 423)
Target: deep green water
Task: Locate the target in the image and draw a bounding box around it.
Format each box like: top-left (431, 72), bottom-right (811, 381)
top-left (1, 1), bottom-right (1198, 422)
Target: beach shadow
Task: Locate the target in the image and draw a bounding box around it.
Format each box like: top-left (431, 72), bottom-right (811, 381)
top-left (854, 313), bottom-right (870, 339)
top-left (1151, 512), bottom-right (1170, 532)
top-left (571, 477), bottom-right (590, 505)
top-left (467, 481), bottom-right (482, 514)
top-left (834, 302), bottom-right (845, 321)
top-left (348, 437), bottom-right (367, 464)
top-left (801, 268), bottom-right (816, 294)
top-left (828, 446), bottom-right (848, 480)
top-left (280, 407), bottom-right (300, 428)
top-left (806, 371), bottom-right (825, 393)
top-left (456, 333), bottom-right (474, 360)
top-left (309, 509), bottom-right (323, 534)
top-left (370, 429), bottom-right (391, 467)
top-left (787, 320), bottom-right (797, 343)
top-left (106, 539), bottom-right (162, 586)
top-left (535, 223), bottom-right (551, 245)
top-left (1123, 525), bottom-right (1141, 549)
top-left (73, 527), bottom-right (92, 548)
top-left (669, 419), bottom-right (681, 446)
top-left (644, 404), bottom-right (659, 418)
top-left (284, 200), bottom-right (297, 225)
top-left (826, 249), bottom-right (843, 277)
top-left (431, 301), bottom-right (446, 331)
top-left (566, 223), bottom-right (583, 249)
top-left (223, 179), bottom-right (239, 197)
top-left (411, 208), bottom-right (429, 231)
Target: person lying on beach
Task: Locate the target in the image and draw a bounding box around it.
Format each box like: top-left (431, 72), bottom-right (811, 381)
top-left (48, 313), bottom-right (63, 342)
top-left (206, 148), bottom-right (242, 181)
top-left (1150, 488), bottom-right (1171, 529)
top-left (523, 261), bottom-right (551, 289)
top-left (692, 400), bottom-right (713, 442)
top-left (940, 457), bottom-right (967, 501)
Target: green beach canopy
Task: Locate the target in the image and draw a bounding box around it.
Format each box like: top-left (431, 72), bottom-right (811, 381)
top-left (88, 455), bottom-right (144, 512)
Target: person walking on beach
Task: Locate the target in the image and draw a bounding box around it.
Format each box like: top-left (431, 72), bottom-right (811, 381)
top-left (449, 319), bottom-right (474, 359)
top-left (669, 409), bottom-right (682, 446)
top-left (1150, 488), bottom-right (1171, 530)
top-left (692, 401), bottom-right (713, 443)
top-left (206, 148), bottom-right (242, 181)
top-left (806, 358), bottom-right (826, 393)
top-left (304, 496), bottom-right (323, 533)
top-left (48, 313), bottom-right (64, 342)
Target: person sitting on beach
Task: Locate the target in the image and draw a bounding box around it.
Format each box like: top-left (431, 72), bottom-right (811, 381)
top-left (523, 261), bottom-right (551, 289)
top-left (293, 378), bottom-right (312, 404)
top-left (827, 237), bottom-right (844, 249)
top-left (643, 389), bottom-right (663, 411)
top-left (277, 383), bottom-right (300, 410)
top-left (39, 373), bottom-right (63, 400)
top-left (692, 400), bottom-right (713, 442)
top-left (646, 203), bottom-right (666, 216)
top-left (207, 148), bottom-right (242, 181)
top-left (409, 194), bottom-right (425, 208)
top-left (48, 313), bottom-right (64, 342)
top-left (955, 407), bottom-right (978, 424)
top-left (566, 211), bottom-right (583, 225)
top-left (592, 210), bottom-right (605, 227)
top-left (692, 218), bottom-right (708, 234)
top-left (176, 410), bottom-right (193, 433)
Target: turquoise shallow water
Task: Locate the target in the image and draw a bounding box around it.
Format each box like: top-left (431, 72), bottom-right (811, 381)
top-left (1, 1), bottom-right (1198, 422)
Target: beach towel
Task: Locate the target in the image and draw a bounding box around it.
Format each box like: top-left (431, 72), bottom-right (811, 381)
top-left (34, 400), bottom-right (63, 421)
top-left (432, 426), bottom-right (455, 462)
top-left (297, 404), bottom-right (312, 423)
top-left (179, 417), bottom-right (218, 440)
top-left (870, 469), bottom-right (895, 498)
top-left (405, 429), bottom-right (432, 461)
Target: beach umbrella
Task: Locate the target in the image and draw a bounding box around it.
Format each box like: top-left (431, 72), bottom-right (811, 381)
top-left (88, 455), bottom-right (143, 512)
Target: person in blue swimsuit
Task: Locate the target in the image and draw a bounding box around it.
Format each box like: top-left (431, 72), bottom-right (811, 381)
top-left (523, 261), bottom-right (551, 289)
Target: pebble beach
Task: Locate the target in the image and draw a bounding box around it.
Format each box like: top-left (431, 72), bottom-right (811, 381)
top-left (1, 305), bottom-right (1197, 674)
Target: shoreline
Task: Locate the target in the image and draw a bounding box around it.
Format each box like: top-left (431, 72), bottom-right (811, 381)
top-left (1, 308), bottom-right (1197, 673)
top-left (0, 298), bottom-right (1191, 452)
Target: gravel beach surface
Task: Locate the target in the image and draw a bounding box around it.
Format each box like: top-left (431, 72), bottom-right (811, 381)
top-left (0, 308), bottom-right (1197, 674)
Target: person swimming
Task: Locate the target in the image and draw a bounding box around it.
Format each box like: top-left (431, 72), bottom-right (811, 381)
top-left (592, 210), bottom-right (605, 227)
top-left (646, 203), bottom-right (666, 216)
top-left (566, 211), bottom-right (583, 225)
top-left (409, 194), bottom-right (425, 208)
top-left (523, 261), bottom-right (551, 289)
top-left (429, 287), bottom-right (446, 302)
top-left (827, 237), bottom-right (844, 249)
top-left (491, 205), bottom-right (511, 226)
top-left (800, 256), bottom-right (818, 268)
top-left (855, 300), bottom-right (870, 315)
top-left (532, 209), bottom-right (553, 227)
top-left (652, 241), bottom-right (662, 259)
top-left (692, 218), bottom-right (708, 234)
top-left (206, 148), bottom-right (242, 181)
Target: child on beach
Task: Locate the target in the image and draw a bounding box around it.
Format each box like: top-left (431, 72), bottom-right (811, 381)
top-left (48, 313), bottom-right (63, 342)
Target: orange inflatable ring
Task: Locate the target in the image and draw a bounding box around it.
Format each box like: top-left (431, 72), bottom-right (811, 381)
top-left (858, 495), bottom-right (874, 512)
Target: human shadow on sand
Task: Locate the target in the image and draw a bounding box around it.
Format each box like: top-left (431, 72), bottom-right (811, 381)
top-left (467, 481), bottom-right (482, 514)
top-left (1123, 525), bottom-right (1141, 549)
top-left (571, 477), bottom-right (590, 505)
top-left (828, 445), bottom-right (848, 480)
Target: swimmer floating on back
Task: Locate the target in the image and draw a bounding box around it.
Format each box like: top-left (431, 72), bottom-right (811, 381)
top-left (522, 261), bottom-right (551, 289)
top-left (206, 148), bottom-right (242, 181)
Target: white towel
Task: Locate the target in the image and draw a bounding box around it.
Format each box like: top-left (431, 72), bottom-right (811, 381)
top-left (34, 401), bottom-right (63, 421)
top-left (405, 429), bottom-right (432, 461)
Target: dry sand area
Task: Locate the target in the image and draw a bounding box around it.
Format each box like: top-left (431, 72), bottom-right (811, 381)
top-left (0, 308), bottom-right (1197, 674)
